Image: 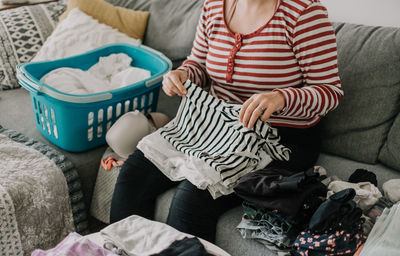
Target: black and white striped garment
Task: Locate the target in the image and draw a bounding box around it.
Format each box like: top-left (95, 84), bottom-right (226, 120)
top-left (160, 80), bottom-right (291, 186)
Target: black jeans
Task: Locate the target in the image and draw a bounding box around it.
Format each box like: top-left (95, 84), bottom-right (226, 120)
top-left (110, 124), bottom-right (321, 242)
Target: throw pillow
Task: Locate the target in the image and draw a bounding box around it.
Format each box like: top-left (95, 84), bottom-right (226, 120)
top-left (59, 0), bottom-right (149, 40)
top-left (0, 0), bottom-right (66, 90)
top-left (32, 8), bottom-right (141, 62)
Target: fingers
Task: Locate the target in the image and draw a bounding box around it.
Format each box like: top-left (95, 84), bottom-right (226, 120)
top-left (241, 99), bottom-right (260, 128)
top-left (239, 98), bottom-right (253, 122)
top-left (162, 71), bottom-right (187, 97)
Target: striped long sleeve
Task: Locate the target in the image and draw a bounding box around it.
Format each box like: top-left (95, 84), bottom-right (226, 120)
top-left (273, 2), bottom-right (343, 126)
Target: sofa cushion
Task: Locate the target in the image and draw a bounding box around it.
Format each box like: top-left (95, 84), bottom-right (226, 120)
top-left (0, 1), bottom-right (66, 90)
top-left (143, 0), bottom-right (204, 67)
top-left (320, 23), bottom-right (400, 164)
top-left (59, 0), bottom-right (149, 40)
top-left (379, 113), bottom-right (400, 171)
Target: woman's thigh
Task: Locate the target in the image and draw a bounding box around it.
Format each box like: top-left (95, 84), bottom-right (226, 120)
top-left (166, 180), bottom-right (242, 243)
top-left (110, 149), bottom-right (178, 223)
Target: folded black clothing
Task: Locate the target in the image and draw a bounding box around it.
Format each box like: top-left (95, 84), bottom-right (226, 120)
top-left (348, 168), bottom-right (378, 186)
top-left (308, 188), bottom-right (363, 233)
top-left (150, 237), bottom-right (214, 256)
top-left (234, 167), bottom-right (327, 221)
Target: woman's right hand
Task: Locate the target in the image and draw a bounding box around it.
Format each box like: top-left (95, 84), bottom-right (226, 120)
top-left (162, 70), bottom-right (188, 97)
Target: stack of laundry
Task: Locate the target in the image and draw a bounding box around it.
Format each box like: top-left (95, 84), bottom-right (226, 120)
top-left (234, 167), bottom-right (327, 252)
top-left (40, 53), bottom-right (151, 94)
top-left (234, 166), bottom-right (400, 255)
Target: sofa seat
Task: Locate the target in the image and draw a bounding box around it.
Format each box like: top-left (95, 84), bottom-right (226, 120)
top-left (153, 153), bottom-right (400, 256)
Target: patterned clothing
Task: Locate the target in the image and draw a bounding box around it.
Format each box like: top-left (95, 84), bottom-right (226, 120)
top-left (177, 0), bottom-right (343, 128)
top-left (160, 80), bottom-right (290, 187)
top-left (292, 229), bottom-right (366, 256)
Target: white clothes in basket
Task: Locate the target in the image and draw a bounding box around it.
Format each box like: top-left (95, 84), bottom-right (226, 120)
top-left (40, 53), bottom-right (151, 94)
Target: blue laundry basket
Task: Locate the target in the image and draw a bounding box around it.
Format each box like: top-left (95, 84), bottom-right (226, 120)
top-left (17, 44), bottom-right (172, 152)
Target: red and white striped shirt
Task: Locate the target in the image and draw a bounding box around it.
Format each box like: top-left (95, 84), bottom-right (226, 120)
top-left (177, 0), bottom-right (343, 128)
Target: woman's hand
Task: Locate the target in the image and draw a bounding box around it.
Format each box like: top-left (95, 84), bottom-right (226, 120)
top-left (162, 70), bottom-right (188, 97)
top-left (239, 91), bottom-right (286, 129)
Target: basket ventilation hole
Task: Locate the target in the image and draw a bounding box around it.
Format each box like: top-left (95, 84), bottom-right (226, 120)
top-left (124, 100), bottom-right (130, 113)
top-left (41, 116), bottom-right (45, 130)
top-left (107, 122), bottom-right (111, 131)
top-left (88, 112), bottom-right (94, 126)
top-left (133, 98), bottom-right (138, 110)
top-left (36, 113), bottom-right (40, 125)
top-left (107, 106), bottom-right (113, 120)
top-left (97, 125), bottom-right (103, 138)
top-left (53, 125), bottom-right (58, 139)
top-left (33, 98), bottom-right (37, 110)
top-left (149, 92), bottom-right (153, 105)
top-left (98, 109), bottom-right (104, 123)
top-left (88, 127), bottom-right (93, 141)
top-left (51, 108), bottom-right (56, 123)
top-left (38, 102), bottom-right (42, 114)
top-left (44, 105), bottom-right (48, 119)
top-left (46, 121), bottom-right (51, 135)
top-left (141, 95), bottom-right (146, 108)
top-left (116, 103), bottom-right (122, 117)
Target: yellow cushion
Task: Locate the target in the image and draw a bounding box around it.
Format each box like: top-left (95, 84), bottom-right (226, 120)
top-left (59, 0), bottom-right (149, 40)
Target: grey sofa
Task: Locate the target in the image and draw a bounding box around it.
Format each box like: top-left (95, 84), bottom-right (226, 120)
top-left (1, 0), bottom-right (399, 255)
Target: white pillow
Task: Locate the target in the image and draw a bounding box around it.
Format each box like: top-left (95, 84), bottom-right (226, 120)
top-left (32, 8), bottom-right (141, 62)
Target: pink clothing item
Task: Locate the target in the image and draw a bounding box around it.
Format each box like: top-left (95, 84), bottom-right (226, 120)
top-left (31, 232), bottom-right (116, 256)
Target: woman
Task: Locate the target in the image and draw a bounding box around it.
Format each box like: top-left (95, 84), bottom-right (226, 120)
top-left (110, 0), bottom-right (343, 243)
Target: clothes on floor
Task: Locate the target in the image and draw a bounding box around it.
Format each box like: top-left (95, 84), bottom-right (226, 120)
top-left (292, 229), bottom-right (366, 256)
top-left (150, 237), bottom-right (213, 256)
top-left (233, 167), bottom-right (327, 222)
top-left (159, 80), bottom-right (290, 187)
top-left (382, 179), bottom-right (400, 203)
top-left (348, 169), bottom-right (378, 187)
top-left (102, 215), bottom-right (225, 256)
top-left (309, 188), bottom-right (363, 234)
top-left (31, 232), bottom-right (117, 256)
top-left (40, 53), bottom-right (150, 94)
top-left (360, 203), bottom-right (400, 256)
top-left (327, 181), bottom-right (382, 211)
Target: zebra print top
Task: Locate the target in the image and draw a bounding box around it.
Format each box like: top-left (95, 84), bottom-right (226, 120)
top-left (160, 80), bottom-right (291, 186)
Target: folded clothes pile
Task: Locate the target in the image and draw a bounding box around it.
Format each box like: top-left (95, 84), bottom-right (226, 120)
top-left (40, 53), bottom-right (150, 94)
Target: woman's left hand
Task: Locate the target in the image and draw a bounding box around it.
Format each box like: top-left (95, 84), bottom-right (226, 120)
top-left (239, 91), bottom-right (286, 129)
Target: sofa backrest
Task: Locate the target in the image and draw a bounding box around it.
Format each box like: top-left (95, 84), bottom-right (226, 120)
top-left (319, 23), bottom-right (400, 170)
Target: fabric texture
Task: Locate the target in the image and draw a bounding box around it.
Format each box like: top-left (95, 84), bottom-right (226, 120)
top-left (348, 169), bottom-right (378, 187)
top-left (159, 80), bottom-right (290, 187)
top-left (234, 168), bottom-right (327, 222)
top-left (382, 179), bottom-right (400, 203)
top-left (0, 0), bottom-right (66, 90)
top-left (59, 0), bottom-right (149, 40)
top-left (379, 113), bottom-right (400, 171)
top-left (40, 53), bottom-right (150, 94)
top-left (90, 147), bottom-right (126, 224)
top-left (327, 181), bottom-right (382, 211)
top-left (360, 203), bottom-right (400, 256)
top-left (31, 232), bottom-right (116, 256)
top-left (150, 237), bottom-right (213, 256)
top-left (0, 126), bottom-right (89, 254)
top-left (102, 215), bottom-right (229, 256)
top-left (177, 0), bottom-right (343, 128)
top-left (320, 22), bottom-right (400, 164)
top-left (32, 8), bottom-right (141, 62)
